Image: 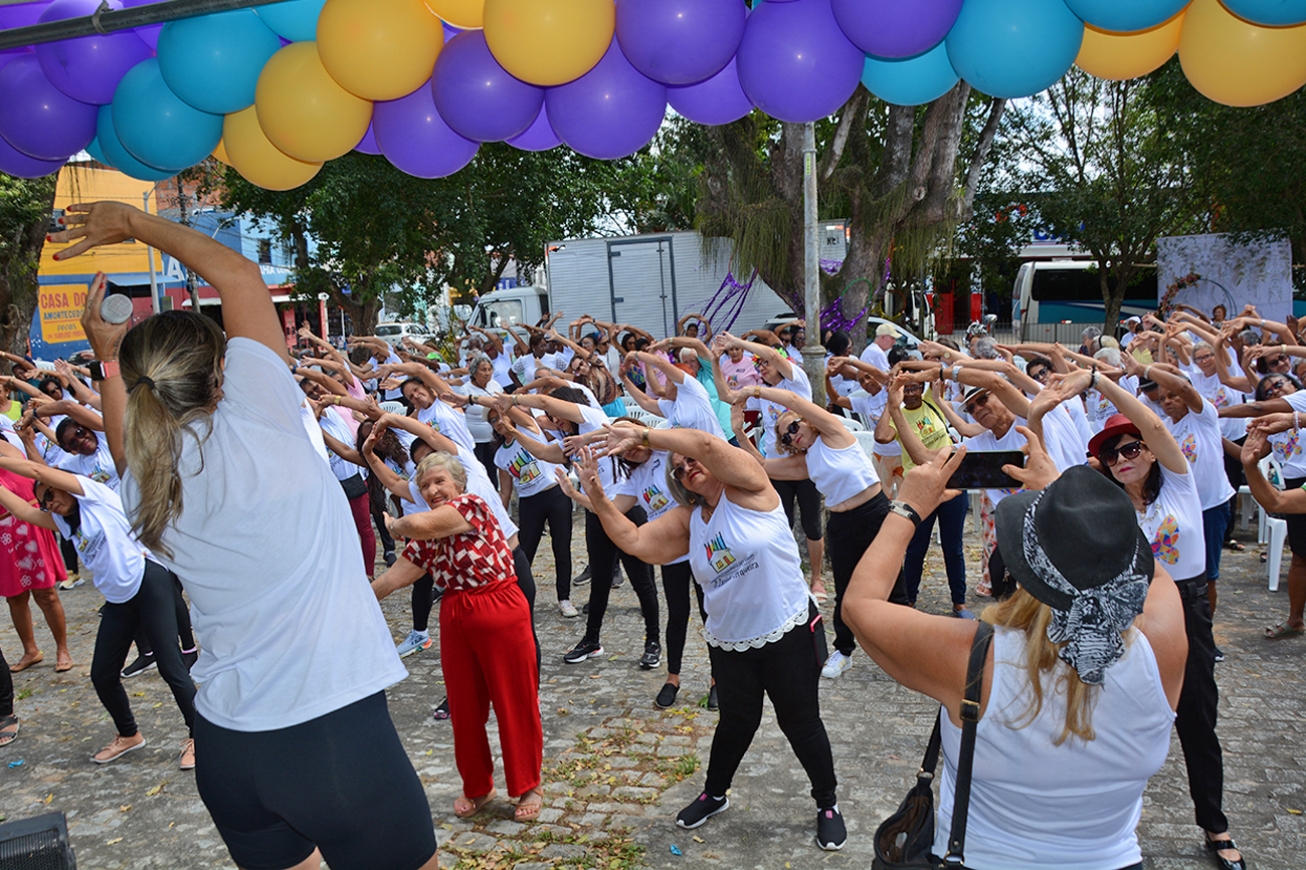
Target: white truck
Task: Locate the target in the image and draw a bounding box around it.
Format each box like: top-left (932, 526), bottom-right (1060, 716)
top-left (469, 231), bottom-right (786, 340)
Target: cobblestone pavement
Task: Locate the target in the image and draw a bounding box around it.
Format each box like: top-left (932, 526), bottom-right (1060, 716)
top-left (1, 504), bottom-right (1303, 869)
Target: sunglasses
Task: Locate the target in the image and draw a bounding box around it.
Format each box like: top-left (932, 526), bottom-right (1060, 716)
top-left (963, 394), bottom-right (991, 415)
top-left (1098, 440), bottom-right (1144, 466)
top-left (779, 419), bottom-right (802, 447)
top-left (1269, 355), bottom-right (1290, 367)
top-left (670, 457), bottom-right (702, 481)
top-left (1028, 368), bottom-right (1050, 381)
top-left (35, 486), bottom-right (54, 509)
top-left (1263, 379), bottom-right (1292, 397)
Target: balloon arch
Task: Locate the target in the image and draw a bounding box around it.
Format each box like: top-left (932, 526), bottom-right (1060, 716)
top-left (0, 0), bottom-right (1303, 189)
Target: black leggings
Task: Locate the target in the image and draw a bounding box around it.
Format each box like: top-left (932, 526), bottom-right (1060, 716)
top-left (661, 561), bottom-right (707, 676)
top-left (372, 497), bottom-right (396, 558)
top-left (704, 601), bottom-right (836, 808)
top-left (583, 508), bottom-right (659, 645)
top-left (1174, 575), bottom-right (1228, 834)
top-left (517, 485), bottom-right (573, 601)
top-left (92, 561), bottom-right (197, 738)
top-left (473, 441), bottom-right (498, 485)
top-left (134, 574), bottom-right (195, 656)
top-left (0, 644), bottom-right (11, 717)
top-left (511, 546), bottom-right (541, 678)
top-left (59, 534), bottom-right (77, 573)
top-left (412, 572), bottom-right (437, 633)
top-left (827, 492), bottom-right (907, 656)
top-left (773, 477), bottom-right (823, 542)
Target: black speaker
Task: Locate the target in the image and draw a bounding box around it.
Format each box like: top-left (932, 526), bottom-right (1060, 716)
top-left (0, 813), bottom-right (76, 869)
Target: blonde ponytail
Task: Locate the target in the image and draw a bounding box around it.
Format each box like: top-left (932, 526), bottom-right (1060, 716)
top-left (118, 311), bottom-right (225, 557)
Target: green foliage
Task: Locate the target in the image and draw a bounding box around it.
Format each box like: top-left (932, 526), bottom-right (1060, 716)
top-left (0, 173), bottom-right (58, 354)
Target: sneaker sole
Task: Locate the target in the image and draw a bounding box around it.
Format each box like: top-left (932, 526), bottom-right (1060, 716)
top-left (639, 658), bottom-right (661, 670)
top-left (677, 798), bottom-right (729, 829)
top-left (816, 837), bottom-right (847, 852)
top-left (562, 647), bottom-right (603, 664)
top-left (397, 643), bottom-right (430, 659)
top-left (93, 738), bottom-right (147, 764)
top-left (121, 664), bottom-right (157, 679)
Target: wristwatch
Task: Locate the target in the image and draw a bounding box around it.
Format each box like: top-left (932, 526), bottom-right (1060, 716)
top-left (88, 360), bottom-right (120, 381)
top-left (887, 500), bottom-right (922, 527)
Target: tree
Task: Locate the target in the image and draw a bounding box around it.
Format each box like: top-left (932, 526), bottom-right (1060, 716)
top-left (1002, 69), bottom-right (1201, 331)
top-left (221, 145), bottom-right (637, 333)
top-left (0, 174), bottom-right (58, 356)
top-left (692, 84), bottom-right (1005, 347)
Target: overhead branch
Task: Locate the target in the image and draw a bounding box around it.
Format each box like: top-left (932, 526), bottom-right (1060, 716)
top-left (820, 88), bottom-right (868, 182)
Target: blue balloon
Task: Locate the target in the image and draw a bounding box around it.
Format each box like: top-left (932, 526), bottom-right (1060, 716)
top-left (1221, 0), bottom-right (1306, 25)
top-left (112, 58), bottom-right (223, 173)
top-left (95, 104), bottom-right (173, 181)
top-left (861, 42), bottom-right (959, 107)
top-left (1061, 0), bottom-right (1188, 31)
top-left (946, 0), bottom-right (1083, 99)
top-left (254, 0), bottom-right (326, 42)
top-left (158, 10), bottom-right (281, 114)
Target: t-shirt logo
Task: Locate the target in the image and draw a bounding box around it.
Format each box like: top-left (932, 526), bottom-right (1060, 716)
top-left (642, 485), bottom-right (669, 514)
top-left (1213, 388), bottom-right (1232, 409)
top-left (1275, 432), bottom-right (1303, 460)
top-left (90, 465), bottom-right (112, 485)
top-left (509, 450), bottom-right (539, 485)
top-left (1181, 433), bottom-right (1198, 464)
top-left (1151, 515), bottom-right (1180, 565)
top-left (704, 532), bottom-right (736, 573)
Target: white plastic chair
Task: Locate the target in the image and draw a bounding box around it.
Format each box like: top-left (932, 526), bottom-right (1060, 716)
top-left (379, 401), bottom-right (406, 415)
top-left (853, 430), bottom-right (879, 461)
top-left (1259, 455), bottom-right (1287, 592)
top-left (839, 416), bottom-right (866, 432)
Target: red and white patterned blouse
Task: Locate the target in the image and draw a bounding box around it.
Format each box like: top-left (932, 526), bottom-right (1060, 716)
top-left (402, 492), bottom-right (516, 593)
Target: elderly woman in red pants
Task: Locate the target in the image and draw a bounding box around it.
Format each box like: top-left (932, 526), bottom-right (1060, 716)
top-left (372, 451), bottom-right (544, 822)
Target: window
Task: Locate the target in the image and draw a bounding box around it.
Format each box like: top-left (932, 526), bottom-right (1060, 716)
top-left (484, 300), bottom-right (524, 328)
top-left (258, 239), bottom-right (272, 264)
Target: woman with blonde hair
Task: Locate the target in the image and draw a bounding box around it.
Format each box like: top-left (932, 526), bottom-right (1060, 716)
top-left (844, 433), bottom-right (1188, 870)
top-left (52, 202), bottom-right (437, 870)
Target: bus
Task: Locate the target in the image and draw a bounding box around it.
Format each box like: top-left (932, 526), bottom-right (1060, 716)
top-left (1012, 260), bottom-right (1156, 343)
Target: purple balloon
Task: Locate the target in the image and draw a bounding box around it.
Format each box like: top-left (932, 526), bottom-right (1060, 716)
top-left (0, 1), bottom-right (49, 29)
top-left (507, 107), bottom-right (561, 152)
top-left (736, 0), bottom-right (864, 124)
top-left (119, 0), bottom-right (164, 48)
top-left (832, 0), bottom-right (962, 59)
top-left (545, 38), bottom-right (666, 161)
top-left (0, 128), bottom-right (65, 177)
top-left (668, 56), bottom-right (751, 126)
top-left (373, 81), bottom-right (479, 179)
top-left (432, 31), bottom-right (543, 143)
top-left (0, 55), bottom-right (96, 159)
top-left (36, 0), bottom-right (152, 105)
top-left (615, 0), bottom-right (745, 86)
top-left (353, 122), bottom-right (381, 155)
top-left (442, 21), bottom-right (460, 42)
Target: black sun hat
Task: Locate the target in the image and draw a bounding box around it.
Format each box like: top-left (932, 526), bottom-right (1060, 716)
top-left (994, 465), bottom-right (1154, 684)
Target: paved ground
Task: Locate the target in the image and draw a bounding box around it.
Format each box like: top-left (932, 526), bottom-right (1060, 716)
top-left (1, 502), bottom-right (1303, 869)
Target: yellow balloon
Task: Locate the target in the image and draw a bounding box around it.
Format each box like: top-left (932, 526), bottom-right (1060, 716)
top-left (424, 0), bottom-right (483, 29)
top-left (255, 42), bottom-right (373, 163)
top-left (1179, 0), bottom-right (1306, 107)
top-left (224, 106), bottom-right (323, 191)
top-left (1075, 11), bottom-right (1185, 80)
top-left (212, 139), bottom-right (232, 167)
top-left (483, 0), bottom-right (614, 87)
top-left (318, 0), bottom-right (444, 101)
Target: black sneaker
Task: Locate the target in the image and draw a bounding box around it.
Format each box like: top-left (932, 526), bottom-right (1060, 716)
top-left (574, 565), bottom-right (591, 586)
top-left (655, 682), bottom-right (679, 709)
top-left (121, 653), bottom-right (156, 679)
top-left (562, 639), bottom-right (604, 664)
top-left (815, 806), bottom-right (847, 851)
top-left (181, 649), bottom-right (198, 671)
top-left (698, 684), bottom-right (719, 712)
top-left (383, 551), bottom-right (397, 567)
top-left (582, 601), bottom-right (590, 614)
top-left (676, 792), bottom-right (728, 829)
top-left (611, 566), bottom-right (624, 588)
top-left (1214, 647), bottom-right (1226, 663)
top-left (639, 640), bottom-right (661, 670)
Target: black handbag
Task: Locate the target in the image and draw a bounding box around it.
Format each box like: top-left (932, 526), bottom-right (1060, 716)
top-left (872, 621), bottom-right (994, 870)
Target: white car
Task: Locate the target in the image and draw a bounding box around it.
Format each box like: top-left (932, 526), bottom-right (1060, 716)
top-left (374, 322), bottom-right (432, 344)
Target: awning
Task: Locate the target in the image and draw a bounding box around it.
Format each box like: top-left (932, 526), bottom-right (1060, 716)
top-left (182, 294), bottom-right (293, 308)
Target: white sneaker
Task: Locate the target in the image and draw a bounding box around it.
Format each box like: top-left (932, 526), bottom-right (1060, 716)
top-left (396, 630), bottom-right (431, 658)
top-left (559, 600), bottom-right (579, 618)
top-left (821, 650), bottom-right (851, 679)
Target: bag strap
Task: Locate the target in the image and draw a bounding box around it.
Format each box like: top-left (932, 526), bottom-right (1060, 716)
top-left (943, 620), bottom-right (995, 866)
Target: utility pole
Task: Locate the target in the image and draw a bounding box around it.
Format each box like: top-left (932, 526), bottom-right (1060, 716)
top-left (174, 184), bottom-right (200, 313)
top-left (801, 122), bottom-right (825, 407)
top-left (143, 190), bottom-right (160, 315)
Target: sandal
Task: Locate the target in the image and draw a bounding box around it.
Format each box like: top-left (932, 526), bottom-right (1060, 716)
top-left (1205, 835), bottom-right (1246, 870)
top-left (1224, 539), bottom-right (1246, 552)
top-left (0, 715), bottom-right (18, 747)
top-left (453, 789), bottom-right (496, 819)
top-left (9, 652), bottom-right (42, 673)
top-left (1264, 622), bottom-right (1304, 640)
top-left (514, 790), bottom-right (543, 822)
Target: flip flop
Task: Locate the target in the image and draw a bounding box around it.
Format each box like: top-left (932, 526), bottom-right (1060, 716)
top-left (1264, 622), bottom-right (1304, 640)
top-left (0, 715), bottom-right (18, 747)
top-left (453, 789), bottom-right (496, 819)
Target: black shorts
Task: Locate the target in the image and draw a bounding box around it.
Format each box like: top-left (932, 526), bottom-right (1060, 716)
top-left (194, 692), bottom-right (435, 870)
top-left (1286, 477), bottom-right (1306, 556)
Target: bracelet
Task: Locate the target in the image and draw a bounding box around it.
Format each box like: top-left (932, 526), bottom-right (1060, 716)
top-left (1143, 365), bottom-right (1152, 382)
top-left (939, 362), bottom-right (946, 381)
top-left (887, 500), bottom-right (922, 527)
top-left (1296, 411), bottom-right (1301, 432)
top-left (641, 426), bottom-right (651, 446)
top-left (1089, 364), bottom-right (1099, 391)
top-left (753, 385), bottom-right (762, 399)
top-left (512, 394), bottom-right (519, 407)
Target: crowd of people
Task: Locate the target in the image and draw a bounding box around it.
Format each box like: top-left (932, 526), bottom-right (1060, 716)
top-left (0, 201), bottom-right (1293, 870)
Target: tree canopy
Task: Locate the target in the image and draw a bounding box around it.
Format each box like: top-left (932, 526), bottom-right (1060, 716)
top-left (0, 174), bottom-right (58, 355)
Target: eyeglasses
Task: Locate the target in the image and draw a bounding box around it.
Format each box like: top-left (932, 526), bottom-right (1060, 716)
top-left (963, 394), bottom-right (991, 415)
top-left (670, 457), bottom-right (702, 481)
top-left (1098, 440), bottom-right (1145, 466)
top-left (1269, 355), bottom-right (1291, 368)
top-left (1193, 354), bottom-right (1215, 365)
top-left (779, 419), bottom-right (803, 447)
top-left (1028, 368), bottom-right (1050, 381)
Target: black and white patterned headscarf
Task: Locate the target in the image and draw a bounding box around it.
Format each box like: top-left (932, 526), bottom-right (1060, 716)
top-left (1022, 491), bottom-right (1151, 685)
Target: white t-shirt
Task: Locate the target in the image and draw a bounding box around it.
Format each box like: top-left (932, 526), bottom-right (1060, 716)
top-left (56, 430), bottom-right (120, 491)
top-left (745, 366), bottom-right (812, 458)
top-left (860, 342), bottom-right (890, 373)
top-left (490, 349), bottom-right (515, 389)
top-left (510, 352), bottom-right (560, 384)
top-left (455, 380), bottom-right (504, 443)
top-left (381, 351), bottom-right (403, 401)
top-left (1190, 369), bottom-right (1246, 441)
top-left (318, 409), bottom-right (360, 483)
top-left (495, 428), bottom-right (560, 499)
top-left (1273, 391), bottom-right (1306, 480)
top-left (120, 338), bottom-right (406, 732)
top-left (416, 398), bottom-right (476, 456)
top-left (406, 445), bottom-right (518, 538)
top-left (1137, 463), bottom-right (1206, 581)
top-left (657, 375), bottom-right (726, 440)
top-left (52, 477), bottom-right (147, 605)
top-left (1165, 399), bottom-right (1235, 510)
top-left (300, 403), bottom-right (330, 464)
top-left (0, 416), bottom-right (22, 450)
top-left (624, 450), bottom-right (688, 566)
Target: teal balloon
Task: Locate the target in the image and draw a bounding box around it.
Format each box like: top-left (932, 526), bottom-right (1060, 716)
top-left (254, 0), bottom-right (326, 42)
top-left (1221, 0), bottom-right (1306, 25)
top-left (1061, 0), bottom-right (1188, 31)
top-left (860, 42), bottom-right (958, 106)
top-left (946, 0), bottom-right (1083, 99)
top-left (158, 10), bottom-right (281, 114)
top-left (112, 58), bottom-right (222, 173)
top-left (84, 135), bottom-right (109, 165)
top-left (95, 104), bottom-right (173, 181)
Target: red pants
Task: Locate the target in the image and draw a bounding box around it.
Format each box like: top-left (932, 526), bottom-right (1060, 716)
top-left (347, 492), bottom-right (376, 578)
top-left (440, 580), bottom-right (542, 799)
